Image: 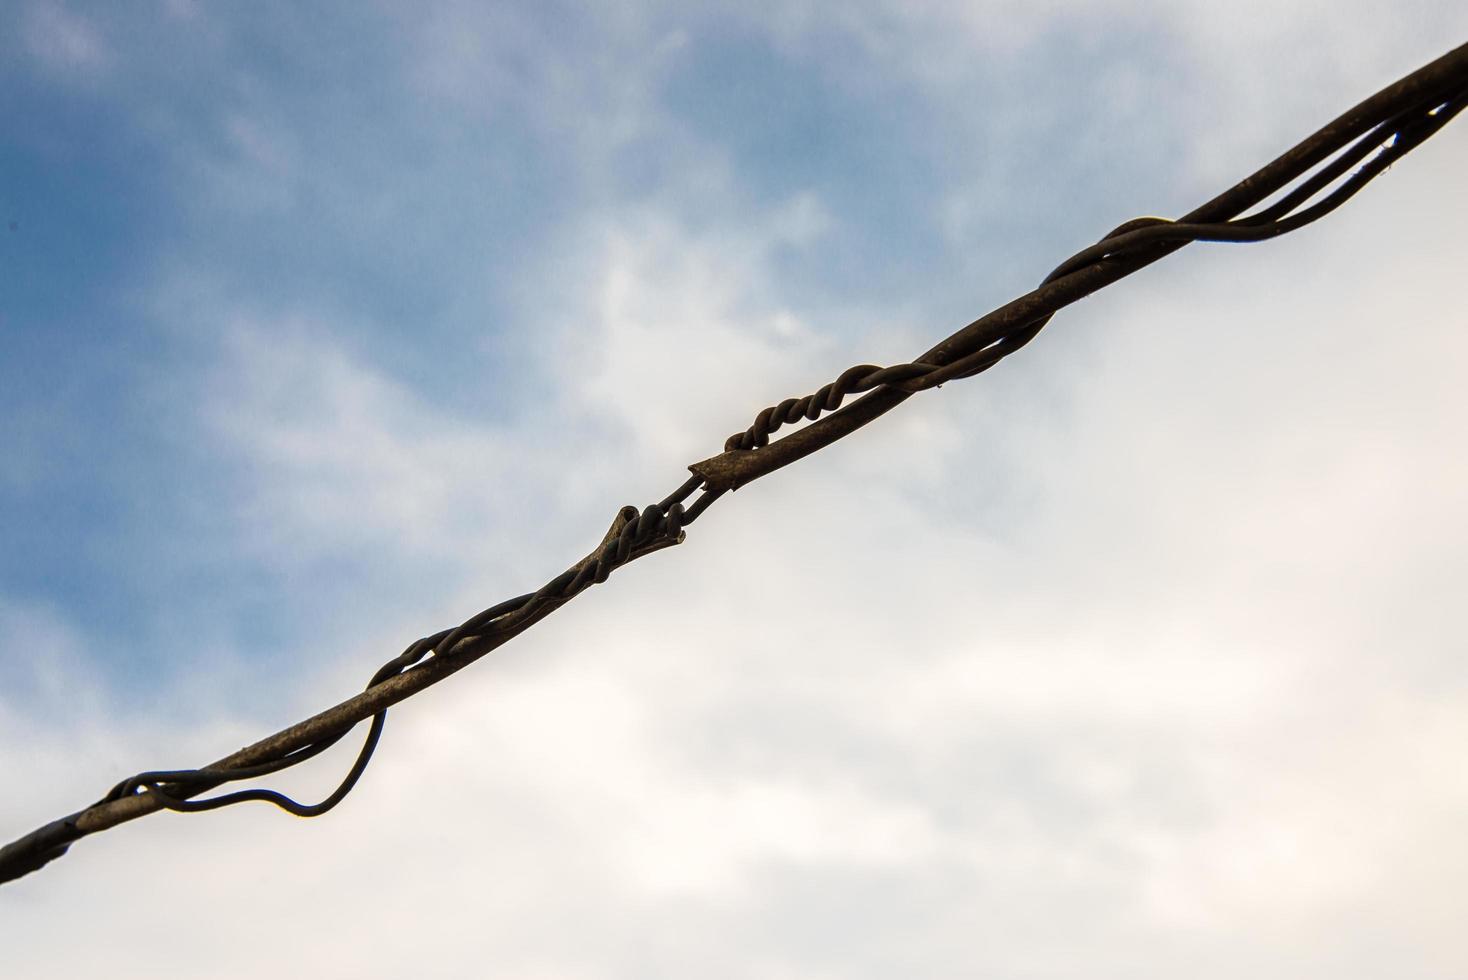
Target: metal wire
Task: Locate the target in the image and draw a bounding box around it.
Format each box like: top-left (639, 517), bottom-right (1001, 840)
top-left (2, 43), bottom-right (1465, 887)
top-left (718, 91), bottom-right (1466, 456)
top-left (99, 491), bottom-right (702, 817)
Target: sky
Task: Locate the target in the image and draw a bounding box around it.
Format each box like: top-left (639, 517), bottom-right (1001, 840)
top-left (1, 2), bottom-right (1466, 977)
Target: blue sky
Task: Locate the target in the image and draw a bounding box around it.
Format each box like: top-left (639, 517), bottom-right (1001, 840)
top-left (0, 2), bottom-right (1204, 693)
top-left (3, 3), bottom-right (1467, 977)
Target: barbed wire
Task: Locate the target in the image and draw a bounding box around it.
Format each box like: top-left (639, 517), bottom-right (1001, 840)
top-left (3, 42), bottom-right (1465, 887)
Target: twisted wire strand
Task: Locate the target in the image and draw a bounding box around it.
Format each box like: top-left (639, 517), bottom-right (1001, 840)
top-left (1, 43), bottom-right (1464, 887)
top-left (722, 88), bottom-right (1465, 453)
top-left (100, 479), bottom-right (706, 819)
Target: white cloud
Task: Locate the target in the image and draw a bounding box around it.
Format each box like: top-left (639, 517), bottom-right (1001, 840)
top-left (22, 2), bottom-right (110, 79)
top-left (555, 209), bottom-right (835, 462)
top-left (203, 319), bottom-right (527, 562)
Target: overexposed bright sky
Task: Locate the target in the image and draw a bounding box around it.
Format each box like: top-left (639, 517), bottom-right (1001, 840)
top-left (2, 4), bottom-right (1466, 977)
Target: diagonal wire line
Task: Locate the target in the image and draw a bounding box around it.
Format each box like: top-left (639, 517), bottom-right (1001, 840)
top-left (2, 41), bottom-right (1465, 887)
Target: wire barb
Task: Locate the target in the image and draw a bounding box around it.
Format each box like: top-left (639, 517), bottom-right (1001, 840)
top-left (2, 41), bottom-right (1465, 888)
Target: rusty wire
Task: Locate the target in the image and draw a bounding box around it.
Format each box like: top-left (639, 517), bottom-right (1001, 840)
top-left (2, 42), bottom-right (1466, 887)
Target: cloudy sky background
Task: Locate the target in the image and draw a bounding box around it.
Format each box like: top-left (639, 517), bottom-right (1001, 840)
top-left (2, 2), bottom-right (1466, 976)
